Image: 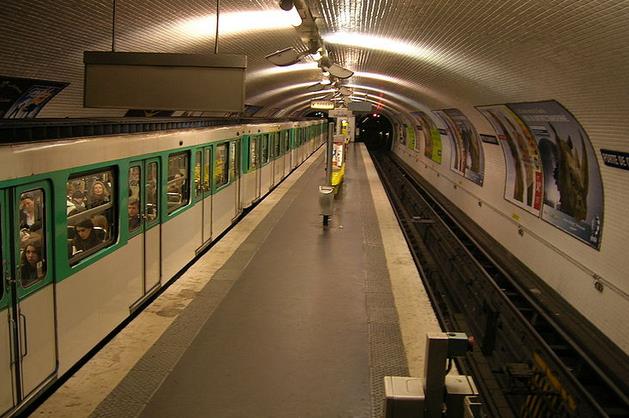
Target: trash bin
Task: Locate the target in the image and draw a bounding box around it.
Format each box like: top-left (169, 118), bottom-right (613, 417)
top-left (318, 185), bottom-right (334, 225)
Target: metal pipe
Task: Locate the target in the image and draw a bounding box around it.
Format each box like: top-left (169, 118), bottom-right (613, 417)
top-left (214, 0), bottom-right (220, 54)
top-left (326, 122), bottom-right (334, 186)
top-left (111, 0), bottom-right (117, 52)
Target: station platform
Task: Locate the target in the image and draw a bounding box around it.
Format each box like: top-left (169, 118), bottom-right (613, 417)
top-left (35, 143), bottom-right (441, 418)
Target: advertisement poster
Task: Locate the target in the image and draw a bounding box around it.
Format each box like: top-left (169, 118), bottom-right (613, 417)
top-left (477, 105), bottom-right (543, 214)
top-left (399, 124), bottom-right (407, 145)
top-left (412, 111), bottom-right (442, 163)
top-left (406, 125), bottom-right (416, 151)
top-left (434, 109), bottom-right (484, 185)
top-left (1, 76), bottom-right (68, 119)
top-left (508, 100), bottom-right (603, 249)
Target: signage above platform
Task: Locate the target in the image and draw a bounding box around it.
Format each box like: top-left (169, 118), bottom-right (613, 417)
top-left (311, 100), bottom-right (335, 110)
top-left (600, 149), bottom-right (629, 171)
top-left (329, 108), bottom-right (352, 118)
top-left (84, 51), bottom-right (247, 112)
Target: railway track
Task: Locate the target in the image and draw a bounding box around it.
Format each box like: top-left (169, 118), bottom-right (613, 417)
top-left (370, 150), bottom-right (629, 418)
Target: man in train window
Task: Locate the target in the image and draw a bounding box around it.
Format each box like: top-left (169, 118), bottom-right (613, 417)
top-left (128, 197), bottom-right (141, 231)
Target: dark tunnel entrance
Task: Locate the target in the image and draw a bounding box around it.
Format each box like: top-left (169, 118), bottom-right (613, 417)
top-left (356, 113), bottom-right (393, 151)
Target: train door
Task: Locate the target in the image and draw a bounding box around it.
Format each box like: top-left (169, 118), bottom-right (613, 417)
top-left (270, 133), bottom-right (276, 188)
top-left (4, 183), bottom-right (57, 409)
top-left (1, 191), bottom-right (14, 415)
top-left (231, 140), bottom-right (242, 218)
top-left (130, 159), bottom-right (162, 297)
top-left (202, 148), bottom-right (212, 244)
top-left (252, 136), bottom-right (261, 201)
top-left (193, 148), bottom-right (212, 247)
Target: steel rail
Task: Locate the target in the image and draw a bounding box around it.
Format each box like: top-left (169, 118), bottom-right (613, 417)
top-left (371, 150), bottom-right (628, 417)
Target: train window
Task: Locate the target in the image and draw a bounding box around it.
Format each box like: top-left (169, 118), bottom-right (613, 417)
top-left (249, 136), bottom-right (258, 170)
top-left (261, 135), bottom-right (269, 164)
top-left (128, 166), bottom-right (141, 232)
top-left (214, 143), bottom-right (229, 188)
top-left (167, 152), bottom-right (190, 214)
top-left (229, 141), bottom-right (237, 181)
top-left (283, 131), bottom-right (290, 152)
top-left (203, 148), bottom-right (211, 192)
top-left (273, 133), bottom-right (281, 157)
top-left (18, 189), bottom-right (47, 288)
top-left (146, 162), bottom-right (159, 222)
top-left (67, 169), bottom-right (116, 265)
top-left (194, 150), bottom-right (203, 198)
top-left (0, 206), bottom-right (3, 299)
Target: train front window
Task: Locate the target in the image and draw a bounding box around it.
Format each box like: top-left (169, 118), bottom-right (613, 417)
top-left (250, 137), bottom-right (258, 170)
top-left (128, 166), bottom-right (141, 232)
top-left (274, 133), bottom-right (281, 157)
top-left (203, 148), bottom-right (211, 192)
top-left (229, 142), bottom-right (237, 181)
top-left (67, 169), bottom-right (116, 265)
top-left (283, 131), bottom-right (289, 153)
top-left (167, 152), bottom-right (190, 214)
top-left (214, 143), bottom-right (229, 188)
top-left (261, 135), bottom-right (269, 164)
top-left (18, 189), bottom-right (47, 288)
top-left (194, 150), bottom-right (203, 198)
top-left (0, 205), bottom-right (3, 299)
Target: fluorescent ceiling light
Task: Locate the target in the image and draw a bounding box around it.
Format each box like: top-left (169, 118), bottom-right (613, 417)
top-left (323, 32), bottom-right (434, 61)
top-left (180, 11), bottom-right (299, 37)
top-left (284, 4), bottom-right (303, 27)
top-left (247, 62), bottom-right (318, 82)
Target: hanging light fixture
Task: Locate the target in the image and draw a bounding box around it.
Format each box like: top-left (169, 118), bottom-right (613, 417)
top-left (278, 0), bottom-right (302, 26)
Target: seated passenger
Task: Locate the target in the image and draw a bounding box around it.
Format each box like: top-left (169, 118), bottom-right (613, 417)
top-left (128, 197), bottom-right (141, 230)
top-left (67, 190), bottom-right (87, 215)
top-left (72, 219), bottom-right (102, 253)
top-left (90, 214), bottom-right (109, 233)
top-left (87, 180), bottom-right (110, 209)
top-left (20, 243), bottom-right (45, 287)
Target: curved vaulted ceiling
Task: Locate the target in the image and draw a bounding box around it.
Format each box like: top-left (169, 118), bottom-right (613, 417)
top-left (2, 0), bottom-right (628, 140)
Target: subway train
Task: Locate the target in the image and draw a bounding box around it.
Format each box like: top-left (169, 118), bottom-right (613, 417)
top-left (0, 118), bottom-right (326, 416)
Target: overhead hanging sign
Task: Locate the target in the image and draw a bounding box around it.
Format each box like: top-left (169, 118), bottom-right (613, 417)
top-left (310, 100), bottom-right (335, 110)
top-left (84, 51), bottom-right (247, 112)
top-left (348, 101), bottom-right (372, 112)
top-left (329, 108), bottom-right (352, 118)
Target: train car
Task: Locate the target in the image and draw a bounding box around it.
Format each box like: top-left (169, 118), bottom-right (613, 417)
top-left (0, 118), bottom-right (326, 416)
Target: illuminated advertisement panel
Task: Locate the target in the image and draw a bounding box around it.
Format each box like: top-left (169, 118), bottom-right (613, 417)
top-left (434, 109), bottom-right (484, 185)
top-left (507, 100), bottom-right (603, 249)
top-left (412, 111), bottom-right (442, 163)
top-left (477, 105), bottom-right (543, 214)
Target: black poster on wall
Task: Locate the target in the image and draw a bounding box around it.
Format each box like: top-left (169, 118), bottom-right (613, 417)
top-left (1, 76), bottom-right (69, 119)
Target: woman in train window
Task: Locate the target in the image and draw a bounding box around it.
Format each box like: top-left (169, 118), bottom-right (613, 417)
top-left (19, 192), bottom-right (42, 232)
top-left (20, 243), bottom-right (45, 287)
top-left (72, 218), bottom-right (102, 253)
top-left (87, 180), bottom-right (110, 208)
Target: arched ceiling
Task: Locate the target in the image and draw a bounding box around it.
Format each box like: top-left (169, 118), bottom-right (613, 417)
top-left (2, 0), bottom-right (628, 135)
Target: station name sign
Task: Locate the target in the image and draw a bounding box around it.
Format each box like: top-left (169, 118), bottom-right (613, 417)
top-left (310, 100), bottom-right (335, 110)
top-left (600, 149), bottom-right (629, 171)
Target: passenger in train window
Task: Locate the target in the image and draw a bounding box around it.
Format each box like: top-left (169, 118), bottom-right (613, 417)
top-left (67, 190), bottom-right (87, 215)
top-left (72, 219), bottom-right (101, 253)
top-left (129, 167), bottom-right (140, 199)
top-left (90, 214), bottom-right (109, 235)
top-left (128, 197), bottom-right (141, 231)
top-left (87, 180), bottom-right (110, 208)
top-left (20, 243), bottom-right (45, 287)
top-left (19, 192), bottom-right (42, 233)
